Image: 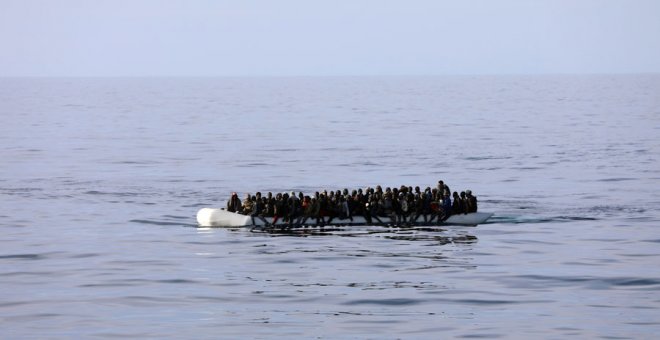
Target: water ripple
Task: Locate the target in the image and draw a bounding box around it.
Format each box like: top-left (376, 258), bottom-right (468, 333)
top-left (343, 298), bottom-right (422, 306)
top-left (502, 275), bottom-right (660, 289)
top-left (0, 253), bottom-right (46, 260)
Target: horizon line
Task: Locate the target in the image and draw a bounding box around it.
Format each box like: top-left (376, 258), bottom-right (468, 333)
top-left (1, 72), bottom-right (659, 78)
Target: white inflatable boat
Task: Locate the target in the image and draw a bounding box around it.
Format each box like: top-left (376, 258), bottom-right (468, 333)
top-left (196, 208), bottom-right (493, 228)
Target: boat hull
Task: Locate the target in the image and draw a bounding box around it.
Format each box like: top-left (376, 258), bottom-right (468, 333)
top-left (196, 208), bottom-right (492, 228)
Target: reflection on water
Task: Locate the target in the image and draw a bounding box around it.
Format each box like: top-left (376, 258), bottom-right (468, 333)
top-left (247, 224), bottom-right (479, 244)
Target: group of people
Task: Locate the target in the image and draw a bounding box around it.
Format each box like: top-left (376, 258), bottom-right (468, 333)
top-left (225, 180), bottom-right (478, 227)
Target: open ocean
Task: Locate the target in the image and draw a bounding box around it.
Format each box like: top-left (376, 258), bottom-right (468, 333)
top-left (1, 75), bottom-right (659, 339)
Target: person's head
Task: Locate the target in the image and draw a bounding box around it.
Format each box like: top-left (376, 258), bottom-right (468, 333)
top-left (460, 191), bottom-right (466, 198)
top-left (466, 190), bottom-right (472, 196)
top-left (453, 191), bottom-right (459, 197)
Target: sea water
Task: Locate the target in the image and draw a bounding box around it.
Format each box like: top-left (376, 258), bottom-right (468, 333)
top-left (1, 75), bottom-right (659, 339)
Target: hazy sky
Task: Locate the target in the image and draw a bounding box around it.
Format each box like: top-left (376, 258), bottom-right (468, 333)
top-left (1, 0), bottom-right (659, 76)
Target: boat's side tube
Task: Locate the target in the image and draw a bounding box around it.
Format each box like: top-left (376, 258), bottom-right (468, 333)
top-left (197, 208), bottom-right (252, 227)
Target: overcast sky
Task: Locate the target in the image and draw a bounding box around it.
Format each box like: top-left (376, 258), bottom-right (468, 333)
top-left (1, 0), bottom-right (659, 76)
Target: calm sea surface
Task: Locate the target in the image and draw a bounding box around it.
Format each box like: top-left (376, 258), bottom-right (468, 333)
top-left (1, 76), bottom-right (659, 339)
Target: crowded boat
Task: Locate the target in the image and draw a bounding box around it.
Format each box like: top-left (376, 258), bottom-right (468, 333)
top-left (222, 181), bottom-right (479, 227)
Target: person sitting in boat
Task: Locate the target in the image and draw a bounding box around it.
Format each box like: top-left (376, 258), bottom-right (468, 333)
top-left (287, 192), bottom-right (300, 225)
top-left (410, 191), bottom-right (426, 223)
top-left (375, 185), bottom-right (383, 200)
top-left (241, 193), bottom-right (254, 215)
top-left (406, 192), bottom-right (415, 223)
top-left (432, 193), bottom-right (449, 222)
top-left (312, 194), bottom-right (324, 226)
top-left (459, 191), bottom-right (470, 214)
top-left (339, 195), bottom-right (352, 221)
top-left (422, 187), bottom-right (432, 220)
top-left (281, 192), bottom-right (292, 224)
top-left (367, 194), bottom-right (383, 224)
top-left (345, 194), bottom-right (355, 221)
top-left (325, 191), bottom-right (345, 225)
top-left (271, 193), bottom-right (285, 225)
top-left (363, 201), bottom-right (372, 224)
top-left (438, 180), bottom-right (450, 198)
top-left (392, 188), bottom-right (401, 223)
top-left (250, 192), bottom-right (269, 226)
top-left (350, 190), bottom-right (363, 217)
top-left (466, 190), bottom-right (478, 213)
top-left (226, 192), bottom-right (242, 213)
top-left (295, 196), bottom-right (312, 226)
top-left (264, 192), bottom-right (275, 217)
top-left (397, 192), bottom-right (408, 225)
top-left (381, 191), bottom-right (397, 224)
top-left (428, 196), bottom-right (440, 223)
top-left (441, 193), bottom-right (452, 220)
top-left (452, 191), bottom-right (464, 215)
